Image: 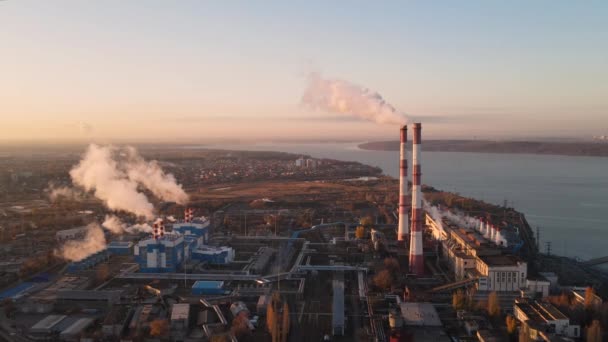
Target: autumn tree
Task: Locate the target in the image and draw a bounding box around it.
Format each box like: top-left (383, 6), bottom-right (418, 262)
top-left (519, 322), bottom-right (532, 342)
top-left (96, 264), bottom-right (110, 283)
top-left (355, 226), bottom-right (365, 239)
top-left (149, 319), bottom-right (168, 336)
top-left (360, 216), bottom-right (373, 228)
top-left (373, 269), bottom-right (393, 290)
top-left (231, 312), bottom-right (251, 339)
top-left (487, 291), bottom-right (500, 317)
top-left (587, 320), bottom-right (601, 342)
top-left (452, 289), bottom-right (466, 311)
top-left (585, 287), bottom-right (598, 311)
top-left (505, 314), bottom-right (517, 335)
top-left (266, 292), bottom-right (289, 342)
top-left (384, 258), bottom-right (400, 274)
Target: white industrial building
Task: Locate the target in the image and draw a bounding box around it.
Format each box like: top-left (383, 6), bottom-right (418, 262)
top-left (514, 298), bottom-right (580, 339)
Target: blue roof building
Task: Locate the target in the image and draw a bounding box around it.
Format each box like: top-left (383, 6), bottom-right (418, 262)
top-left (192, 281), bottom-right (225, 295)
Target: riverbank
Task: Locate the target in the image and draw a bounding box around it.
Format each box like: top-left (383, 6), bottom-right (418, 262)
top-left (358, 140), bottom-right (608, 157)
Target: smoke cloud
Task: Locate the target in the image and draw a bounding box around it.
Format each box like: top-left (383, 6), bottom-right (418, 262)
top-left (55, 223), bottom-right (107, 262)
top-left (102, 214), bottom-right (155, 234)
top-left (124, 147), bottom-right (189, 205)
top-left (102, 214), bottom-right (126, 234)
top-left (301, 72), bottom-right (408, 125)
top-left (47, 184), bottom-right (85, 202)
top-left (69, 144), bottom-right (188, 219)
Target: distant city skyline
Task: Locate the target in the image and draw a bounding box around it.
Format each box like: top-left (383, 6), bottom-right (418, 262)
top-left (1, 1), bottom-right (607, 143)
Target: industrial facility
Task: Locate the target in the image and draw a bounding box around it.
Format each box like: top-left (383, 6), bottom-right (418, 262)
top-left (0, 123), bottom-right (606, 342)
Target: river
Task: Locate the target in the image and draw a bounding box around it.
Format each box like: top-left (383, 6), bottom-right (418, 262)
top-left (194, 142), bottom-right (608, 261)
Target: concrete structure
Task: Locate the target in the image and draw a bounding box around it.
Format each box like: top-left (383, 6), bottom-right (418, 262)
top-left (192, 280), bottom-right (225, 295)
top-left (59, 317), bottom-right (94, 341)
top-left (332, 271), bottom-right (345, 336)
top-left (476, 255), bottom-right (527, 292)
top-left (409, 122), bottom-right (424, 276)
top-left (107, 241), bottom-right (133, 255)
top-left (399, 302), bottom-right (442, 327)
top-left (514, 298), bottom-right (580, 339)
top-left (397, 125), bottom-right (409, 243)
top-left (192, 246), bottom-right (234, 265)
top-left (526, 278), bottom-right (551, 298)
top-left (135, 233), bottom-right (184, 273)
top-left (55, 227), bottom-right (89, 241)
top-left (170, 303), bottom-right (190, 331)
top-left (30, 314), bottom-right (67, 335)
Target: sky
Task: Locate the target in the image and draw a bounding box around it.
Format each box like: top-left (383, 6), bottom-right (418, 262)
top-left (1, 1), bottom-right (607, 143)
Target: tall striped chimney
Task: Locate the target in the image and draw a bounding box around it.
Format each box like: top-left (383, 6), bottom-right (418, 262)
top-left (409, 123), bottom-right (424, 276)
top-left (397, 125), bottom-right (409, 243)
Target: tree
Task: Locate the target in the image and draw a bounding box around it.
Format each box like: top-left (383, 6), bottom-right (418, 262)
top-left (587, 320), bottom-right (601, 342)
top-left (585, 287), bottom-right (597, 310)
top-left (505, 315), bottom-right (517, 335)
top-left (149, 319), bottom-right (168, 336)
top-left (373, 269), bottom-right (393, 290)
top-left (355, 226), bottom-right (365, 239)
top-left (452, 289), bottom-right (466, 311)
top-left (360, 216), bottom-right (373, 228)
top-left (487, 291), bottom-right (500, 317)
top-left (96, 264), bottom-right (110, 282)
top-left (519, 322), bottom-right (532, 342)
top-left (231, 312), bottom-right (251, 339)
top-left (383, 258), bottom-right (400, 274)
top-left (266, 292), bottom-right (289, 342)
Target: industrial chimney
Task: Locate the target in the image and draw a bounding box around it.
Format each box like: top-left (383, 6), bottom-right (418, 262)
top-left (409, 123), bottom-right (424, 276)
top-left (397, 125), bottom-right (409, 243)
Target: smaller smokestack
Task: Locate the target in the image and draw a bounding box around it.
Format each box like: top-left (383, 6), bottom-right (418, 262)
top-left (185, 208), bottom-right (194, 223)
top-left (397, 125), bottom-right (409, 243)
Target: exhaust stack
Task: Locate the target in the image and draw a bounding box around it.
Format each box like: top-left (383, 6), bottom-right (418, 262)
top-left (409, 123), bottom-right (424, 276)
top-left (397, 125), bottom-right (409, 243)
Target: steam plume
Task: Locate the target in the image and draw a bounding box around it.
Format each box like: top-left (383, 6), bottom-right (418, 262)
top-left (301, 72), bottom-right (408, 125)
top-left (102, 214), bottom-right (126, 234)
top-left (124, 147), bottom-right (189, 205)
top-left (102, 214), bottom-right (155, 234)
top-left (69, 144), bottom-right (188, 219)
top-left (47, 184), bottom-right (85, 202)
top-left (55, 223), bottom-right (106, 261)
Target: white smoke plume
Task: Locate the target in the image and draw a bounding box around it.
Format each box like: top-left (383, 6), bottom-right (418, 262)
top-left (55, 223), bottom-right (107, 262)
top-left (424, 201), bottom-right (482, 233)
top-left (47, 184), bottom-right (85, 202)
top-left (102, 214), bottom-right (155, 234)
top-left (301, 72), bottom-right (408, 125)
top-left (69, 144), bottom-right (188, 219)
top-left (102, 214), bottom-right (126, 234)
top-left (124, 146), bottom-right (189, 205)
top-left (125, 223), bottom-right (153, 234)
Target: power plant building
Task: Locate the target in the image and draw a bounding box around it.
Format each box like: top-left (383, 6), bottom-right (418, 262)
top-left (135, 233), bottom-right (185, 273)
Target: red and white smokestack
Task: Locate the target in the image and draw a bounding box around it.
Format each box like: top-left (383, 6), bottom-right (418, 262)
top-left (153, 222), bottom-right (160, 240)
top-left (185, 208), bottom-right (194, 223)
top-left (397, 125), bottom-right (409, 243)
top-left (409, 123), bottom-right (424, 276)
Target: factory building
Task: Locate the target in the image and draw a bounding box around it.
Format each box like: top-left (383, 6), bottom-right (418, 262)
top-left (514, 298), bottom-right (580, 339)
top-left (134, 233), bottom-right (184, 273)
top-left (107, 241), bottom-right (133, 255)
top-left (172, 216), bottom-right (210, 246)
top-left (191, 246), bottom-right (235, 264)
top-left (427, 213), bottom-right (528, 292)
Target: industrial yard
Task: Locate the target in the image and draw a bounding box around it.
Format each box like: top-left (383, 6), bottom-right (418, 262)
top-left (0, 125), bottom-right (607, 342)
